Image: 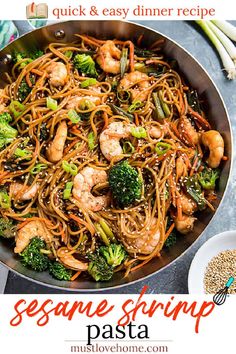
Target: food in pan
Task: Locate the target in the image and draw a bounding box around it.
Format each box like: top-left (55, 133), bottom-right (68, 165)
top-left (0, 34), bottom-right (225, 282)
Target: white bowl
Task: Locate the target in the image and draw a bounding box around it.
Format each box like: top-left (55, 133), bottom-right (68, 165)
top-left (188, 231), bottom-right (236, 294)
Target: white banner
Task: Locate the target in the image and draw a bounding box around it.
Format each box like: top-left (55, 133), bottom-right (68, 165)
top-left (2, 0), bottom-right (236, 20)
top-left (0, 291), bottom-right (234, 354)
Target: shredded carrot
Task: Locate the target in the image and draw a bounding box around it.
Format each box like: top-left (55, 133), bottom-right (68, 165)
top-left (64, 140), bottom-right (79, 155)
top-left (70, 126), bottom-right (81, 135)
top-left (170, 122), bottom-right (181, 140)
top-left (188, 106), bottom-right (211, 129)
top-left (25, 72), bottom-right (32, 87)
top-left (70, 271), bottom-right (82, 281)
top-left (69, 213), bottom-right (89, 228)
top-left (103, 111), bottom-right (109, 130)
top-left (124, 40), bottom-right (134, 72)
top-left (183, 153), bottom-right (191, 169)
top-left (222, 156), bottom-right (228, 161)
top-left (190, 156), bottom-right (199, 177)
top-left (134, 112), bottom-right (139, 126)
top-left (137, 34), bottom-right (144, 47)
top-left (31, 68), bottom-right (44, 76)
top-left (150, 38), bottom-right (165, 50)
top-left (16, 217), bottom-right (52, 230)
top-left (164, 222), bottom-right (175, 242)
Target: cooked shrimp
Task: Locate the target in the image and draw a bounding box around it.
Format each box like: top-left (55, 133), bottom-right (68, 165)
top-left (72, 167), bottom-right (110, 211)
top-left (14, 220), bottom-right (52, 253)
top-left (100, 121), bottom-right (134, 161)
top-left (179, 193), bottom-right (197, 215)
top-left (201, 130), bottom-right (224, 168)
top-left (119, 71), bottom-right (150, 102)
top-left (47, 62), bottom-right (68, 87)
top-left (126, 218), bottom-right (160, 255)
top-left (174, 214), bottom-right (196, 234)
top-left (96, 40), bottom-right (121, 74)
top-left (10, 182), bottom-right (39, 201)
top-left (176, 155), bottom-right (187, 180)
top-left (66, 95), bottom-right (101, 109)
top-left (58, 250), bottom-right (88, 271)
top-left (46, 121), bottom-right (67, 163)
top-left (179, 116), bottom-right (199, 145)
top-left (148, 124), bottom-right (168, 139)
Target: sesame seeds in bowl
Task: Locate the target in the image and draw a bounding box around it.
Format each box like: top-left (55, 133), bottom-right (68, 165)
top-left (188, 231), bottom-right (236, 294)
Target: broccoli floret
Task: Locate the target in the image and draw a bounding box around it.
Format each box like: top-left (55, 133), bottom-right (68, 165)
top-left (0, 218), bottom-right (16, 238)
top-left (0, 112), bottom-right (18, 149)
top-left (49, 261), bottom-right (72, 281)
top-left (164, 229), bottom-right (177, 248)
top-left (164, 232), bottom-right (177, 248)
top-left (108, 160), bottom-right (142, 208)
top-left (20, 237), bottom-right (49, 272)
top-left (198, 168), bottom-right (220, 190)
top-left (13, 50), bottom-right (44, 67)
top-left (87, 253), bottom-right (113, 281)
top-left (73, 54), bottom-right (98, 77)
top-left (17, 79), bottom-right (32, 102)
top-left (99, 243), bottom-right (127, 267)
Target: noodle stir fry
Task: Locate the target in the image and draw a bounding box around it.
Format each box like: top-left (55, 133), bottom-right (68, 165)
top-left (0, 34), bottom-right (225, 282)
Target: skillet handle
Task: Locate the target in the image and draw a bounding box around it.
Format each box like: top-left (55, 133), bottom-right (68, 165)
top-left (13, 20), bottom-right (34, 36)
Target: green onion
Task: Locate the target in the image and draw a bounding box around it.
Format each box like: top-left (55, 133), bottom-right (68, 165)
top-left (95, 223), bottom-right (110, 246)
top-left (68, 109), bottom-right (81, 124)
top-left (98, 218), bottom-right (117, 243)
top-left (108, 103), bottom-right (134, 121)
top-left (30, 163), bottom-right (48, 175)
top-left (117, 90), bottom-right (130, 103)
top-left (0, 190), bottom-right (11, 209)
top-left (196, 20), bottom-right (236, 80)
top-left (120, 48), bottom-right (128, 78)
top-left (88, 132), bottom-right (96, 150)
top-left (207, 21), bottom-right (236, 64)
top-left (63, 182), bottom-right (73, 200)
top-left (9, 101), bottom-right (25, 118)
top-left (62, 161), bottom-right (78, 176)
top-left (212, 20), bottom-right (236, 42)
top-left (130, 126), bottom-right (147, 139)
top-left (46, 97), bottom-right (58, 111)
top-left (80, 78), bottom-right (97, 88)
top-left (155, 142), bottom-right (171, 156)
top-left (122, 141), bottom-right (135, 154)
top-left (158, 91), bottom-right (170, 117)
top-left (64, 50), bottom-right (73, 59)
top-left (152, 92), bottom-right (165, 119)
top-left (14, 148), bottom-right (31, 160)
top-left (128, 100), bottom-right (143, 113)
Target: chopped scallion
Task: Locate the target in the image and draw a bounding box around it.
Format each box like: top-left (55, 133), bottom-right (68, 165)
top-left (80, 78), bottom-right (97, 88)
top-left (68, 109), bottom-right (81, 124)
top-left (46, 97), bottom-right (58, 111)
top-left (130, 126), bottom-right (147, 139)
top-left (155, 142), bottom-right (171, 156)
top-left (63, 182), bottom-right (73, 200)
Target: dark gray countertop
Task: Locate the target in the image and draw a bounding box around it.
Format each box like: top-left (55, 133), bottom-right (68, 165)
top-left (2, 20), bottom-right (236, 294)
